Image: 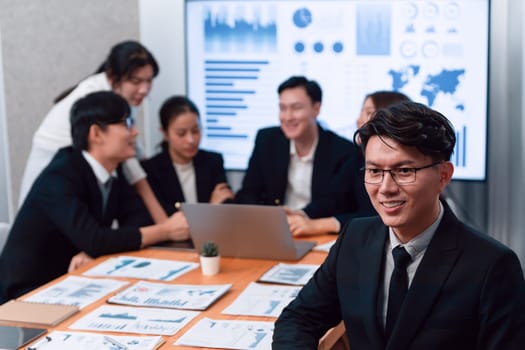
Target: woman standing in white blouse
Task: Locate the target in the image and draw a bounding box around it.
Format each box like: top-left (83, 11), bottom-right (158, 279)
top-left (19, 40), bottom-right (166, 223)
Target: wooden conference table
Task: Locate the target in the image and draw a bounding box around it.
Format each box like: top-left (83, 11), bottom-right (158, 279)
top-left (16, 235), bottom-right (346, 350)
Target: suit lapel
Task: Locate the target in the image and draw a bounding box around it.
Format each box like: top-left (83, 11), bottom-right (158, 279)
top-left (359, 222), bottom-right (389, 349)
top-left (274, 136), bottom-right (290, 204)
top-left (74, 150), bottom-right (105, 221)
top-left (311, 125), bottom-right (326, 197)
top-left (160, 150), bottom-right (185, 204)
top-left (387, 206), bottom-right (462, 349)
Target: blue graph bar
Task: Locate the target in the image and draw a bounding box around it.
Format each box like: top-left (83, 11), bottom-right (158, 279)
top-left (206, 75), bottom-right (258, 80)
top-left (206, 68), bottom-right (260, 72)
top-left (462, 126), bottom-right (467, 167)
top-left (207, 126), bottom-right (232, 131)
top-left (206, 112), bottom-right (237, 116)
top-left (454, 126), bottom-right (467, 167)
top-left (207, 133), bottom-right (248, 139)
top-left (206, 82), bottom-right (234, 86)
top-left (356, 3), bottom-right (391, 55)
top-left (206, 97), bottom-right (244, 102)
top-left (206, 105), bottom-right (247, 109)
top-left (206, 90), bottom-right (256, 94)
top-left (206, 119), bottom-right (218, 123)
top-left (205, 60), bottom-right (269, 65)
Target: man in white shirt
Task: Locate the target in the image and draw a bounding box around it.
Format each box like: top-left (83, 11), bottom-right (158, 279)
top-left (236, 76), bottom-right (355, 225)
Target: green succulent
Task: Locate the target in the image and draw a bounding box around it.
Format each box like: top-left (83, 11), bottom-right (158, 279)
top-left (201, 241), bottom-right (219, 257)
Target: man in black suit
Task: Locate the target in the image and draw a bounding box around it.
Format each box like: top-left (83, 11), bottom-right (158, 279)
top-left (273, 101), bottom-right (525, 349)
top-left (236, 76), bottom-right (356, 226)
top-left (0, 91), bottom-right (189, 303)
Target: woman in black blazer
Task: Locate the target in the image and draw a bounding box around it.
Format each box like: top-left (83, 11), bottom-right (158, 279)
top-left (142, 96), bottom-right (234, 216)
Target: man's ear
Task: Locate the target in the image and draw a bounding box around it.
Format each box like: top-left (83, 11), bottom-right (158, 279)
top-left (439, 161), bottom-right (454, 190)
top-left (312, 101), bottom-right (321, 117)
top-left (160, 127), bottom-right (168, 141)
top-left (88, 124), bottom-right (104, 147)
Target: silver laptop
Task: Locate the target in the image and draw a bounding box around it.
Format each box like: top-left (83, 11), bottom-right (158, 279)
top-left (181, 203), bottom-right (315, 260)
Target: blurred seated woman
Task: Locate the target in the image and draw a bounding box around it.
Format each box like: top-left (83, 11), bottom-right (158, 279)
top-left (141, 96), bottom-right (234, 216)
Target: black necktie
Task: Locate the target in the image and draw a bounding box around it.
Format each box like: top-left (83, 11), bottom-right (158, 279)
top-left (385, 245), bottom-right (412, 339)
top-left (101, 177), bottom-right (114, 213)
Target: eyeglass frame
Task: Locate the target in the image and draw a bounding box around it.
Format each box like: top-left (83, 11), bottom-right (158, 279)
top-left (362, 161), bottom-right (443, 185)
top-left (99, 116), bottom-right (135, 130)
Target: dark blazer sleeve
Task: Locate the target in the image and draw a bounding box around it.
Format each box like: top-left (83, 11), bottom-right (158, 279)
top-left (110, 167), bottom-right (153, 227)
top-left (304, 149), bottom-right (376, 227)
top-left (235, 127), bottom-right (289, 205)
top-left (38, 163), bottom-right (142, 258)
top-left (142, 150), bottom-right (184, 216)
top-left (194, 150), bottom-right (229, 203)
top-left (477, 249), bottom-right (525, 349)
top-left (273, 227), bottom-right (350, 349)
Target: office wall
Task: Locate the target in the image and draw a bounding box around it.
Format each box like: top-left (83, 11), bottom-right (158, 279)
top-left (0, 0), bottom-right (140, 207)
top-left (0, 30), bottom-right (12, 223)
top-left (0, 0), bottom-right (524, 268)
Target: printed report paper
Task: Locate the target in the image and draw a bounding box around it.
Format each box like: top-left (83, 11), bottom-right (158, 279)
top-left (83, 256), bottom-right (198, 281)
top-left (109, 281), bottom-right (231, 310)
top-left (222, 282), bottom-right (300, 317)
top-left (69, 304), bottom-right (199, 336)
top-left (258, 263), bottom-right (319, 285)
top-left (24, 276), bottom-right (128, 309)
top-left (175, 318), bottom-right (274, 350)
top-left (26, 330), bottom-right (164, 350)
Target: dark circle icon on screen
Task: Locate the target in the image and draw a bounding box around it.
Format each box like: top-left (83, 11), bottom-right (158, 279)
top-left (295, 42), bottom-right (305, 53)
top-left (313, 42), bottom-right (324, 53)
top-left (333, 42), bottom-right (344, 53)
top-left (293, 8), bottom-right (312, 28)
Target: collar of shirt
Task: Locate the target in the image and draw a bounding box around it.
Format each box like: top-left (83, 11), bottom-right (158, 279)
top-left (82, 150), bottom-right (117, 185)
top-left (388, 201), bottom-right (445, 260)
top-left (173, 160), bottom-right (194, 171)
top-left (289, 136), bottom-right (318, 162)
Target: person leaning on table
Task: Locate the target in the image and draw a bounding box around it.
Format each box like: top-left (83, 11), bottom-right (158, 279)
top-left (272, 101), bottom-right (525, 349)
top-left (0, 91), bottom-right (190, 303)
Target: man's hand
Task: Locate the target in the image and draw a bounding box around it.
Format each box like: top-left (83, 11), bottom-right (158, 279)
top-left (287, 214), bottom-right (340, 237)
top-left (68, 251), bottom-right (93, 272)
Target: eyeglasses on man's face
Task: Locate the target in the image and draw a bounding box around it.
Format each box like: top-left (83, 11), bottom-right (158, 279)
top-left (106, 116), bottom-right (135, 130)
top-left (362, 161), bottom-right (443, 185)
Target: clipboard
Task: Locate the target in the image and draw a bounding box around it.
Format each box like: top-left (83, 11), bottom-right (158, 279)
top-left (0, 300), bottom-right (79, 327)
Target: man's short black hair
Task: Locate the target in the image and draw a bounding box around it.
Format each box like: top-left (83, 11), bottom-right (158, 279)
top-left (277, 76), bottom-right (322, 104)
top-left (70, 91), bottom-right (130, 150)
top-left (355, 101), bottom-right (456, 162)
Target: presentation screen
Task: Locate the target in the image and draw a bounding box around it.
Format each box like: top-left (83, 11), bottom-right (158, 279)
top-left (186, 0), bottom-right (489, 180)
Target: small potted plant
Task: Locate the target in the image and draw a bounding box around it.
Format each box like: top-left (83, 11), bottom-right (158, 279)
top-left (200, 241), bottom-right (220, 275)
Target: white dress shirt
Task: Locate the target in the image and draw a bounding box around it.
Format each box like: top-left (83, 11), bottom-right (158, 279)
top-left (381, 201), bottom-right (445, 326)
top-left (284, 138), bottom-right (318, 210)
top-left (173, 161), bottom-right (198, 204)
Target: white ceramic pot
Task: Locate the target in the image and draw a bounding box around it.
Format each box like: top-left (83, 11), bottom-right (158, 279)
top-left (200, 255), bottom-right (220, 276)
